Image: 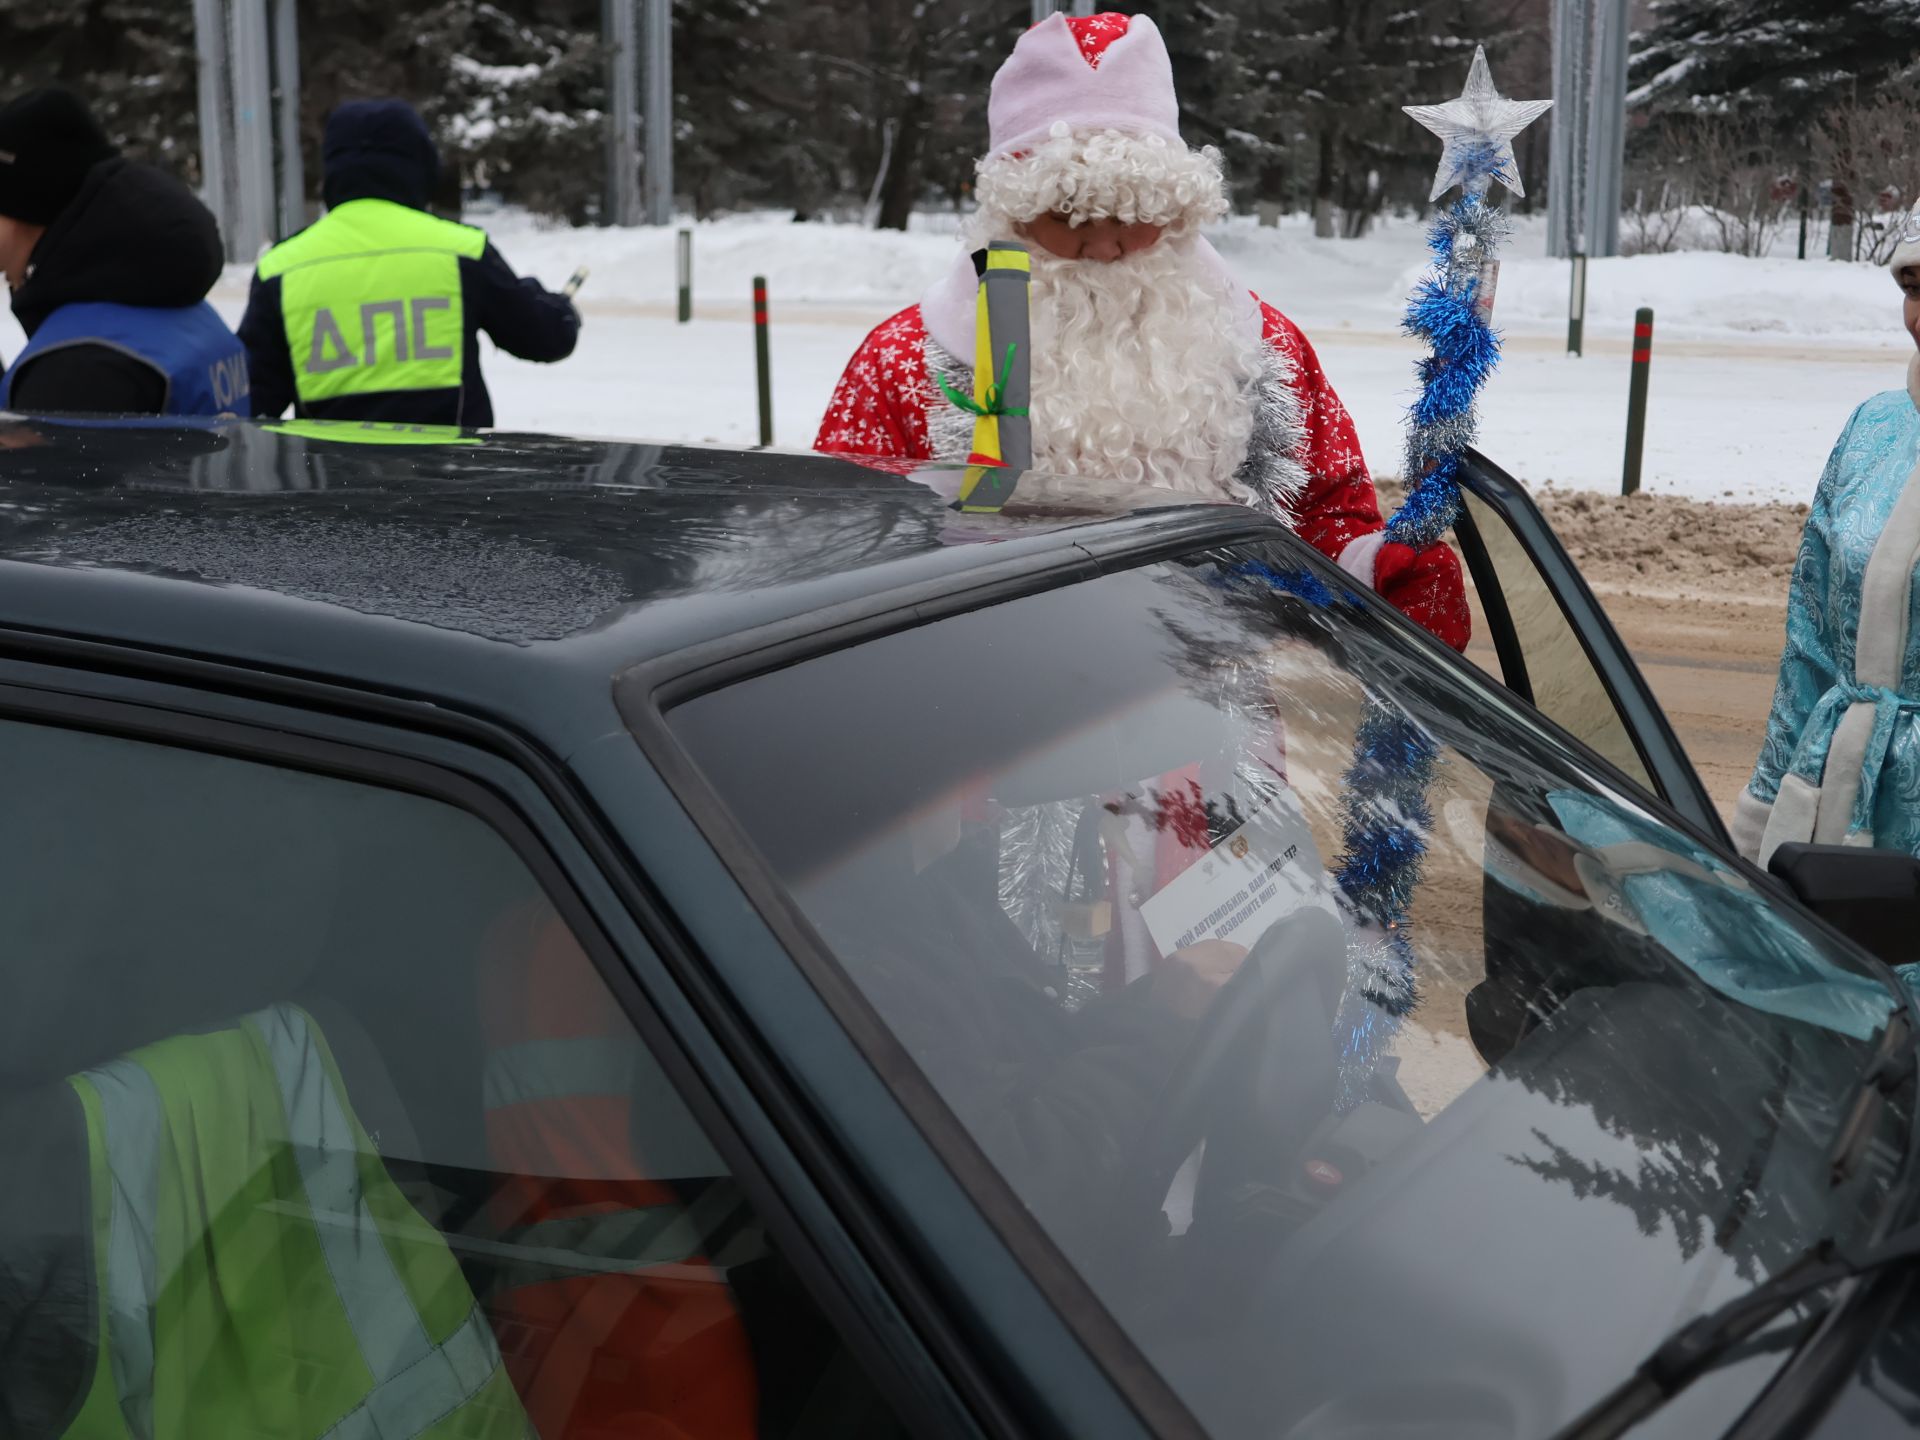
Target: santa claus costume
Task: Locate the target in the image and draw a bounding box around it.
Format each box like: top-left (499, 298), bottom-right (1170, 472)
top-left (815, 10), bottom-right (1469, 649)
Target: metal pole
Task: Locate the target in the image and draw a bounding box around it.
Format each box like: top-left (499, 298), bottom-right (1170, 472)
top-left (1069, 0), bottom-right (1095, 14)
top-left (642, 0), bottom-right (673, 225)
top-left (1031, 0), bottom-right (1061, 23)
top-left (753, 276), bottom-right (773, 446)
top-left (229, 0), bottom-right (276, 259)
top-left (1583, 0), bottom-right (1628, 258)
top-left (1567, 252), bottom-right (1587, 356)
top-left (676, 227), bottom-right (692, 323)
top-left (1622, 306), bottom-right (1653, 495)
top-left (1547, 0), bottom-right (1591, 260)
top-left (270, 0), bottom-right (304, 236)
top-left (192, 0), bottom-right (237, 259)
top-left (604, 0), bottom-right (640, 225)
top-left (1798, 189), bottom-right (1810, 260)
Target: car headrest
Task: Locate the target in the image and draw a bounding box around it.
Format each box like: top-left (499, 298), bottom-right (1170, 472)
top-left (0, 720), bottom-right (345, 1084)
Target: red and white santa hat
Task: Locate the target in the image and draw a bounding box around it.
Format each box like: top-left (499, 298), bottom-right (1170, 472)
top-left (972, 12), bottom-right (1229, 233)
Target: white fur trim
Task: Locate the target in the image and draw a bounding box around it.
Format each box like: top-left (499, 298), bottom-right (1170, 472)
top-left (988, 13), bottom-right (1182, 159)
top-left (974, 126), bottom-right (1229, 232)
top-left (1240, 342), bottom-right (1306, 525)
top-left (1854, 446), bottom-right (1920, 689)
top-left (1759, 771), bottom-right (1822, 869)
top-left (1817, 701), bottom-right (1878, 845)
top-left (1731, 788), bottom-right (1772, 863)
top-left (919, 237), bottom-right (1260, 360)
top-left (1892, 238), bottom-right (1920, 277)
top-left (1335, 530), bottom-right (1387, 587)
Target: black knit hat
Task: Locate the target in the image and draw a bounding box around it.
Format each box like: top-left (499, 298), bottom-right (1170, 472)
top-left (0, 88), bottom-right (120, 225)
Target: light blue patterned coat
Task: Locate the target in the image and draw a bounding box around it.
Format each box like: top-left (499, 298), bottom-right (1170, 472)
top-left (1738, 364), bottom-right (1920, 863)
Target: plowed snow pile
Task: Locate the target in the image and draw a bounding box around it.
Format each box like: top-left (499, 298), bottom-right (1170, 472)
top-left (1533, 487), bottom-right (1807, 601)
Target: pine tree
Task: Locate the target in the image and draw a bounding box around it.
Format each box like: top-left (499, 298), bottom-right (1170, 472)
top-left (1165, 0), bottom-right (1542, 234)
top-left (1630, 0), bottom-right (1920, 139)
top-left (0, 0), bottom-right (199, 181)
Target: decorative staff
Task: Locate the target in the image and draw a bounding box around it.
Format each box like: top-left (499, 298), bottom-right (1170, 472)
top-left (1332, 47), bottom-right (1550, 1103)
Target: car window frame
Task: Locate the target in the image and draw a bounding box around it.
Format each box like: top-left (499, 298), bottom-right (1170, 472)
top-left (0, 646), bottom-right (992, 1440)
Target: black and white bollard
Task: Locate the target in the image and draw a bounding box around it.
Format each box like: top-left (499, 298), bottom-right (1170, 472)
top-left (676, 228), bottom-right (692, 324)
top-left (1567, 253), bottom-right (1587, 357)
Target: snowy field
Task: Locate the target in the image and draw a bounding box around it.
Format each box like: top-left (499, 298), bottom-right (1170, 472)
top-left (7, 208), bottom-right (1910, 504)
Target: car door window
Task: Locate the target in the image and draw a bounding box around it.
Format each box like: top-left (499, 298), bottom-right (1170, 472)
top-left (1456, 487), bottom-right (1652, 789)
top-left (0, 716), bottom-right (902, 1440)
top-left (1448, 452), bottom-right (1724, 841)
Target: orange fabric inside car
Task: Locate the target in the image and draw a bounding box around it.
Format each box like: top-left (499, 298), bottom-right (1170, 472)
top-left (480, 902), bottom-right (758, 1440)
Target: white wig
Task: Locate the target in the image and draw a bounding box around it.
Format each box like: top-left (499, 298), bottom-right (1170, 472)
top-left (973, 122), bottom-right (1231, 234)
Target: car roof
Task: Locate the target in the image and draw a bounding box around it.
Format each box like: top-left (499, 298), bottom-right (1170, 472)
top-left (0, 417), bottom-right (1272, 755)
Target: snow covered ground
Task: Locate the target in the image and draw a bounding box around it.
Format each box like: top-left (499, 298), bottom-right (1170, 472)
top-left (6, 208), bottom-right (1909, 504)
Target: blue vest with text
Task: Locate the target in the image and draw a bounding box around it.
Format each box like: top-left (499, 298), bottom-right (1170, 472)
top-left (0, 301), bottom-right (249, 416)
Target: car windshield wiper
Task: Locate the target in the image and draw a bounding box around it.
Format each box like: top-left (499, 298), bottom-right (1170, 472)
top-left (1554, 1012), bottom-right (1920, 1440)
top-left (1828, 1011), bottom-right (1916, 1186)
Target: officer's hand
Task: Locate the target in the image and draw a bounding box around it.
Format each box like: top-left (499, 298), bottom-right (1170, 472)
top-left (1151, 940), bottom-right (1248, 1021)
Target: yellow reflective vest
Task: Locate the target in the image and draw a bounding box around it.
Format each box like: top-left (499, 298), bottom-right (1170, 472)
top-left (256, 200), bottom-right (487, 409)
top-left (62, 1004), bottom-right (529, 1439)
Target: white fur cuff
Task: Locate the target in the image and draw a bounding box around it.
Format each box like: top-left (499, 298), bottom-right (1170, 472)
top-left (1335, 531), bottom-right (1388, 588)
top-left (1730, 788), bottom-right (1772, 864)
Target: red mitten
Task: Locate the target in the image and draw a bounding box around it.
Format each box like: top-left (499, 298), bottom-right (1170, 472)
top-left (1373, 539), bottom-right (1471, 652)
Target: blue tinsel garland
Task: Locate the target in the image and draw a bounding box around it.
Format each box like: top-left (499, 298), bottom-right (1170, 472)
top-left (1384, 193), bottom-right (1506, 550)
top-left (1329, 158), bottom-right (1512, 1101)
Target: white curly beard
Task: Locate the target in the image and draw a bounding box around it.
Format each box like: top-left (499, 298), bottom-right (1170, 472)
top-left (1011, 236), bottom-right (1266, 500)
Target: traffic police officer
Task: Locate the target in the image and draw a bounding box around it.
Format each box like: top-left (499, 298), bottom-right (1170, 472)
top-left (0, 87), bottom-right (246, 416)
top-left (239, 99), bottom-right (579, 427)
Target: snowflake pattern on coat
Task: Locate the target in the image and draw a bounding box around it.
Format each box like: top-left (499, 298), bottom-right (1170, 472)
top-left (814, 301), bottom-right (1470, 649)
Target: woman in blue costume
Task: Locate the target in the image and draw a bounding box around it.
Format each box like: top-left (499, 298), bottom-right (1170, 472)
top-left (1737, 218), bottom-right (1920, 866)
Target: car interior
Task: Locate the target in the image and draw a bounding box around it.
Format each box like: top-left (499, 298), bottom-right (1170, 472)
top-left (0, 715), bottom-right (899, 1439)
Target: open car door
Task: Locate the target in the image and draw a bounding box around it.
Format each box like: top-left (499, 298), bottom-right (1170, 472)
top-left (1451, 448), bottom-right (1729, 847)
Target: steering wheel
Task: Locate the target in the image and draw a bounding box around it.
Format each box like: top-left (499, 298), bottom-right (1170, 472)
top-left (1108, 906), bottom-right (1349, 1251)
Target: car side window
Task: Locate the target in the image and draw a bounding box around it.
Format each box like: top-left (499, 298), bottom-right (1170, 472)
top-left (1452, 487), bottom-right (1655, 791)
top-left (0, 716), bottom-right (902, 1440)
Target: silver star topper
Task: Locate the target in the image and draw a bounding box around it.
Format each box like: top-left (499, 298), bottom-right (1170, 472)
top-left (1404, 46), bottom-right (1552, 202)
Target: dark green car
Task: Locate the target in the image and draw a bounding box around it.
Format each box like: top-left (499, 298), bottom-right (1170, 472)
top-left (1, 416), bottom-right (1916, 1440)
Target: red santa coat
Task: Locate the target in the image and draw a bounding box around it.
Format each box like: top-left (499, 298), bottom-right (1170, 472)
top-left (814, 299), bottom-right (1471, 650)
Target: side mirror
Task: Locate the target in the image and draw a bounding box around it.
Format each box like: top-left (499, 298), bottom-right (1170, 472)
top-left (1768, 842), bottom-right (1920, 967)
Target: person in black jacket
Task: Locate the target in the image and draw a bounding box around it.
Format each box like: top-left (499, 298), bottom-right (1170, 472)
top-left (0, 88), bottom-right (240, 416)
top-left (237, 100), bottom-right (579, 427)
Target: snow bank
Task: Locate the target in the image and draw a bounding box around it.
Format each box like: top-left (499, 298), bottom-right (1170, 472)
top-left (1496, 248), bottom-right (1905, 346)
top-left (194, 207), bottom-right (1907, 351)
top-left (473, 208), bottom-right (958, 311)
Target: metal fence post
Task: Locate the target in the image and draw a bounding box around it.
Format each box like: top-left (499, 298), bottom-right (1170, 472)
top-left (1581, 0), bottom-right (1628, 259)
top-left (192, 0), bottom-right (235, 257)
top-left (642, 0), bottom-right (673, 225)
top-left (677, 228), bottom-right (692, 323)
top-left (270, 0), bottom-right (303, 237)
top-left (228, 0), bottom-right (275, 259)
top-left (754, 276), bottom-right (773, 447)
top-left (1622, 306), bottom-right (1653, 495)
top-left (604, 0), bottom-right (640, 225)
top-left (1567, 253), bottom-right (1587, 356)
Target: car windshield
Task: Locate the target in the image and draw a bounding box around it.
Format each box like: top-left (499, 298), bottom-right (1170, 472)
top-left (667, 537), bottom-right (1911, 1440)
